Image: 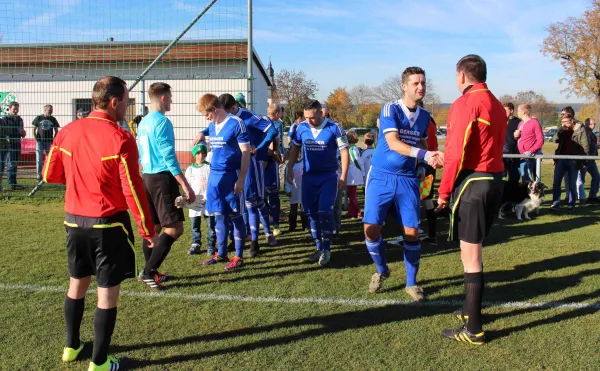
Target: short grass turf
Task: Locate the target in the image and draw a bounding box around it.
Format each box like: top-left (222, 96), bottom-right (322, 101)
top-left (2, 160), bottom-right (600, 370)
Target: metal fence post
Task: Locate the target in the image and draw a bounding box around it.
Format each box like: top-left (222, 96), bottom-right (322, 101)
top-left (536, 157), bottom-right (542, 181)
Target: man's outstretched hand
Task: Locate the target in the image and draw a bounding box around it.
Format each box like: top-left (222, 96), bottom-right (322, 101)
top-left (427, 151), bottom-right (445, 169)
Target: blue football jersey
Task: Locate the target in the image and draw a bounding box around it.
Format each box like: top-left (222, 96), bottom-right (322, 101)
top-left (236, 107), bottom-right (273, 161)
top-left (371, 100), bottom-right (430, 177)
top-left (291, 118), bottom-right (348, 174)
top-left (206, 114), bottom-right (250, 172)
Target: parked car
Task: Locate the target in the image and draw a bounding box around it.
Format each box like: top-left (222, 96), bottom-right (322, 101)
top-left (347, 127), bottom-right (373, 137)
top-left (545, 128), bottom-right (558, 142)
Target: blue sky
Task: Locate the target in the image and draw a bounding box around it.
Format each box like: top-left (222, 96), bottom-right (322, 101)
top-left (0, 0), bottom-right (592, 103)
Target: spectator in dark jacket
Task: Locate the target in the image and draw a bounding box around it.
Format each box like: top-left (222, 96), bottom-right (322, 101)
top-left (576, 118), bottom-right (600, 203)
top-left (0, 102), bottom-right (26, 191)
top-left (502, 102), bottom-right (521, 183)
top-left (551, 113), bottom-right (589, 211)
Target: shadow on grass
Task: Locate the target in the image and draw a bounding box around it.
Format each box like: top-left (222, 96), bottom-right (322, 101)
top-left (486, 215), bottom-right (599, 246)
top-left (486, 288), bottom-right (600, 342)
top-left (116, 304), bottom-right (449, 369)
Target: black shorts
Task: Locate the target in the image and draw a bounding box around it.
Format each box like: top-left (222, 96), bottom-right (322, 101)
top-left (65, 211), bottom-right (136, 288)
top-left (423, 164), bottom-right (436, 201)
top-left (450, 171), bottom-right (503, 244)
top-left (143, 171), bottom-right (185, 226)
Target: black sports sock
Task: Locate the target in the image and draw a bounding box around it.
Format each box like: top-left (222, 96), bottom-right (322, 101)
top-left (426, 209), bottom-right (437, 238)
top-left (142, 238), bottom-right (152, 263)
top-left (64, 296), bottom-right (85, 349)
top-left (92, 307), bottom-right (117, 366)
top-left (301, 212), bottom-right (309, 230)
top-left (144, 233), bottom-right (176, 274)
top-left (289, 204), bottom-right (298, 230)
top-left (155, 233), bottom-right (176, 269)
top-left (464, 272), bottom-right (484, 334)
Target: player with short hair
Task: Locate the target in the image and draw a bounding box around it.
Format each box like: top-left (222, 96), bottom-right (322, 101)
top-left (363, 67), bottom-right (443, 301)
top-left (437, 54), bottom-right (506, 344)
top-left (265, 102), bottom-right (285, 236)
top-left (43, 76), bottom-right (157, 371)
top-left (136, 82), bottom-right (196, 290)
top-left (196, 94), bottom-right (251, 270)
top-left (286, 99), bottom-right (349, 266)
top-left (218, 93), bottom-right (279, 257)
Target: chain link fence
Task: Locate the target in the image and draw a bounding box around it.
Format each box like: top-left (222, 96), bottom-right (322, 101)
top-left (0, 0), bottom-right (271, 199)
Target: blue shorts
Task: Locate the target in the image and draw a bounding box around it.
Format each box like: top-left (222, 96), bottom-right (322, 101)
top-left (206, 170), bottom-right (244, 216)
top-left (302, 172), bottom-right (338, 216)
top-left (263, 160), bottom-right (280, 189)
top-left (244, 157), bottom-right (265, 204)
top-left (363, 169), bottom-right (420, 228)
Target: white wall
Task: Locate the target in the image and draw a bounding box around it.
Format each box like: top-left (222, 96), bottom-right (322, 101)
top-left (0, 75), bottom-right (270, 152)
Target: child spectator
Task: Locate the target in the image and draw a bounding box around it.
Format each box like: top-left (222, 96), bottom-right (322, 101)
top-left (286, 121), bottom-right (308, 231)
top-left (185, 143), bottom-right (216, 255)
top-left (360, 132), bottom-right (376, 183)
top-left (346, 130), bottom-right (364, 218)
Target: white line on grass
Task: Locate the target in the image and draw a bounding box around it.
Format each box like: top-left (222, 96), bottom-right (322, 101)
top-left (1, 283), bottom-right (599, 309)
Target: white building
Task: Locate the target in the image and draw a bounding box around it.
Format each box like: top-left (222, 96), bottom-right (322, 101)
top-left (0, 39), bottom-right (274, 163)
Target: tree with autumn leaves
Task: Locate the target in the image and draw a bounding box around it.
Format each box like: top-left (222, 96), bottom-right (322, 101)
top-left (542, 0), bottom-right (600, 122)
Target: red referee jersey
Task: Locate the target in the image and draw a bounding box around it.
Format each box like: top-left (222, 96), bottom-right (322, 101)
top-left (438, 83), bottom-right (507, 200)
top-left (43, 111), bottom-right (154, 239)
top-left (426, 118), bottom-right (438, 151)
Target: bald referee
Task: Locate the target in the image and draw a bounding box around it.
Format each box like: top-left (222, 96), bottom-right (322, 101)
top-left (437, 55), bottom-right (506, 345)
top-left (43, 76), bottom-right (157, 370)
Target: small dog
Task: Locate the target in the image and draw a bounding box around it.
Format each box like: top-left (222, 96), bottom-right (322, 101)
top-left (498, 180), bottom-right (546, 220)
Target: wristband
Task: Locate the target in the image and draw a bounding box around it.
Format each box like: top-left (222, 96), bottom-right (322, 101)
top-left (409, 147), bottom-right (430, 161)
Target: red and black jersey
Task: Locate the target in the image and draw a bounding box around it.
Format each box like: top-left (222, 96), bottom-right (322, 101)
top-left (438, 83), bottom-right (507, 200)
top-left (43, 111), bottom-right (154, 239)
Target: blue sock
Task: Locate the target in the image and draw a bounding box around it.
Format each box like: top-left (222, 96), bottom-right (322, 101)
top-left (231, 215), bottom-right (246, 258)
top-left (247, 205), bottom-right (260, 241)
top-left (258, 202), bottom-right (272, 235)
top-left (243, 208), bottom-right (251, 236)
top-left (228, 217), bottom-right (234, 245)
top-left (309, 215), bottom-right (322, 251)
top-left (319, 212), bottom-right (333, 251)
top-left (366, 236), bottom-right (388, 274)
top-left (267, 189), bottom-right (280, 227)
top-left (215, 215), bottom-right (228, 258)
top-left (404, 240), bottom-right (421, 287)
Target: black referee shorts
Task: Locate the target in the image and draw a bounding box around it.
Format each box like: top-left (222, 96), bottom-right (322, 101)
top-left (450, 172), bottom-right (503, 244)
top-left (65, 211), bottom-right (136, 288)
top-left (143, 171), bottom-right (185, 227)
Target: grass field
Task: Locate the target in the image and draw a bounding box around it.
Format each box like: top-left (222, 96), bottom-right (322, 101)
top-left (2, 141), bottom-right (600, 370)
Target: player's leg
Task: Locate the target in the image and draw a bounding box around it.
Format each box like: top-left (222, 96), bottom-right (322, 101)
top-left (62, 223), bottom-right (93, 363)
top-left (264, 161), bottom-right (281, 235)
top-left (204, 215), bottom-right (217, 256)
top-left (90, 285), bottom-right (120, 369)
top-left (363, 171), bottom-right (394, 292)
top-left (289, 203), bottom-right (299, 231)
top-left (302, 173), bottom-right (322, 262)
top-left (188, 216), bottom-right (202, 255)
top-left (396, 176), bottom-right (424, 301)
top-left (315, 173), bottom-right (339, 266)
top-left (63, 277), bottom-right (90, 362)
top-left (256, 162), bottom-right (276, 245)
top-left (244, 158), bottom-right (260, 248)
top-left (346, 185), bottom-right (358, 217)
top-left (89, 216), bottom-right (136, 369)
top-left (443, 178), bottom-right (501, 345)
top-left (224, 193), bottom-right (247, 270)
top-left (203, 172), bottom-right (229, 265)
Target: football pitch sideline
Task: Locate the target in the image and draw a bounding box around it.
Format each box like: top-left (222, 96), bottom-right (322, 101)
top-left (1, 200), bottom-right (599, 370)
